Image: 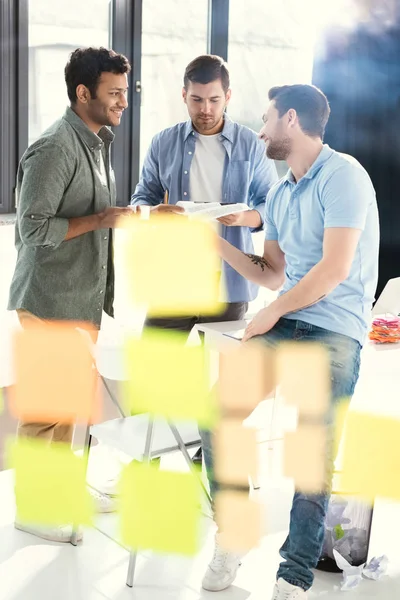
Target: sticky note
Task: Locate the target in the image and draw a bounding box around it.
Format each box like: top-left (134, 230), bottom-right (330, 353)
top-left (215, 491), bottom-right (261, 552)
top-left (123, 216), bottom-right (222, 316)
top-left (284, 424), bottom-right (327, 492)
top-left (9, 437), bottom-right (94, 527)
top-left (10, 324), bottom-right (99, 424)
top-left (124, 329), bottom-right (217, 427)
top-left (341, 411), bottom-right (400, 501)
top-left (218, 344), bottom-right (275, 416)
top-left (276, 342), bottom-right (330, 417)
top-left (214, 420), bottom-right (258, 485)
top-left (119, 462), bottom-right (200, 555)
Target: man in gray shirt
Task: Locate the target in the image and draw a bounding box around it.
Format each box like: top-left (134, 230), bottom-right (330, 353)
top-left (8, 46), bottom-right (132, 542)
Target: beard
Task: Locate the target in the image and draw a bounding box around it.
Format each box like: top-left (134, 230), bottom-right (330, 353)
top-left (192, 114), bottom-right (223, 134)
top-left (266, 136), bottom-right (292, 161)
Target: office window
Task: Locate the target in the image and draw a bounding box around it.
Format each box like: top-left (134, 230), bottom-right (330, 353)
top-left (28, 0), bottom-right (111, 145)
top-left (228, 0), bottom-right (317, 137)
top-left (139, 0), bottom-right (209, 166)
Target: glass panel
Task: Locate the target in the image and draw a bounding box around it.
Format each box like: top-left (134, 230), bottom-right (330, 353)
top-left (28, 0), bottom-right (111, 145)
top-left (228, 0), bottom-right (318, 139)
top-left (140, 0), bottom-right (209, 167)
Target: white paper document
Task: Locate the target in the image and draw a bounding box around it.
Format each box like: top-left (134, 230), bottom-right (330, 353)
top-left (176, 201), bottom-right (250, 221)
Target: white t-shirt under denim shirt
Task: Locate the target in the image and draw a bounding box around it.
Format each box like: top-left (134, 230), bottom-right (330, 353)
top-left (264, 144), bottom-right (380, 345)
top-left (189, 133), bottom-right (225, 204)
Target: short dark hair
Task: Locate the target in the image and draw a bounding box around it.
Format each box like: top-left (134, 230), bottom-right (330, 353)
top-left (184, 55), bottom-right (230, 93)
top-left (268, 84), bottom-right (330, 139)
top-left (65, 47), bottom-right (131, 103)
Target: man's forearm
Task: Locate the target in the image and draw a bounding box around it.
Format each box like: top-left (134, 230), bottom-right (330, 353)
top-left (240, 209), bottom-right (262, 228)
top-left (219, 238), bottom-right (283, 290)
top-left (65, 214), bottom-right (102, 241)
top-left (270, 259), bottom-right (346, 317)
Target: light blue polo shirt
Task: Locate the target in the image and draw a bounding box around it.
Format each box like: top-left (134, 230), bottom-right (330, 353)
top-left (265, 145), bottom-right (380, 345)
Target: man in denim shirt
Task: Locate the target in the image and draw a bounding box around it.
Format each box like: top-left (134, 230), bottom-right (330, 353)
top-left (131, 55), bottom-right (278, 329)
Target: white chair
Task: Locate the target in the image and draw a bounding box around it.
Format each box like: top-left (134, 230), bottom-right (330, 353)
top-left (372, 277), bottom-right (400, 317)
top-left (72, 327), bottom-right (211, 589)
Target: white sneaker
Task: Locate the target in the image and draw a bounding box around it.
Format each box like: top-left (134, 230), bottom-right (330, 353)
top-left (15, 522), bottom-right (83, 543)
top-left (202, 535), bottom-right (242, 592)
top-left (271, 578), bottom-right (308, 600)
top-left (88, 487), bottom-right (118, 513)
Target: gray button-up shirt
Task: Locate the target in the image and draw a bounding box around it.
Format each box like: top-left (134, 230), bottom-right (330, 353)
top-left (8, 107), bottom-right (116, 326)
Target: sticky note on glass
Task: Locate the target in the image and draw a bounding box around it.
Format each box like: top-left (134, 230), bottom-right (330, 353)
top-left (9, 437), bottom-right (94, 527)
top-left (10, 324), bottom-right (98, 424)
top-left (119, 462), bottom-right (200, 555)
top-left (341, 411), bottom-right (400, 501)
top-left (214, 420), bottom-right (258, 485)
top-left (123, 216), bottom-right (221, 316)
top-left (284, 424), bottom-right (327, 492)
top-left (124, 329), bottom-right (217, 426)
top-left (215, 491), bottom-right (261, 552)
top-left (276, 343), bottom-right (330, 417)
top-left (218, 344), bottom-right (275, 416)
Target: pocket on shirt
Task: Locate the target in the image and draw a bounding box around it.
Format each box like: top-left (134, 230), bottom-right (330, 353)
top-left (228, 161), bottom-right (251, 203)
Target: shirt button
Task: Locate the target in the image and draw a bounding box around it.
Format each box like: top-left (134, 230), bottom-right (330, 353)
top-left (188, 151), bottom-right (192, 155)
top-left (184, 192), bottom-right (187, 196)
top-left (104, 236), bottom-right (108, 240)
top-left (97, 308), bottom-right (100, 311)
top-left (102, 265), bottom-right (106, 269)
top-left (99, 290), bottom-right (103, 294)
top-left (184, 171), bottom-right (188, 174)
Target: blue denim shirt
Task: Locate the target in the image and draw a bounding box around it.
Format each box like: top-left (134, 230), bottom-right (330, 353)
top-left (131, 116), bottom-right (278, 303)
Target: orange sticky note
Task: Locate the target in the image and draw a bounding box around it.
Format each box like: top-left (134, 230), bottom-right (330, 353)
top-left (10, 324), bottom-right (99, 424)
top-left (214, 420), bottom-right (258, 486)
top-left (215, 491), bottom-right (261, 552)
top-left (218, 344), bottom-right (275, 416)
top-left (284, 424), bottom-right (327, 492)
top-left (123, 216), bottom-right (222, 316)
top-left (276, 342), bottom-right (330, 417)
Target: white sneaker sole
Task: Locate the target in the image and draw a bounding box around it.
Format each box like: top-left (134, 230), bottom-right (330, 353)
top-left (15, 523), bottom-right (83, 543)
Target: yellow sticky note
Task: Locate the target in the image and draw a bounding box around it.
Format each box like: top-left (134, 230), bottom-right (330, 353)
top-left (11, 324), bottom-right (99, 424)
top-left (341, 411), bottom-right (400, 501)
top-left (215, 491), bottom-right (261, 552)
top-left (124, 329), bottom-right (217, 426)
top-left (120, 462), bottom-right (200, 555)
top-left (284, 424), bottom-right (327, 493)
top-left (123, 216), bottom-right (222, 316)
top-left (276, 342), bottom-right (330, 417)
top-left (9, 438), bottom-right (94, 527)
top-left (214, 420), bottom-right (258, 486)
top-left (218, 344), bottom-right (275, 417)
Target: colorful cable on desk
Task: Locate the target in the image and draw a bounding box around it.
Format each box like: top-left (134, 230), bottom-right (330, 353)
top-left (369, 316), bottom-right (400, 343)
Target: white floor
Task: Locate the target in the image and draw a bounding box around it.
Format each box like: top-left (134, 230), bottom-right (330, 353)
top-left (1, 445), bottom-right (400, 600)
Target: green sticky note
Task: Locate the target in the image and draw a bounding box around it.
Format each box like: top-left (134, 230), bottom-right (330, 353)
top-left (334, 524), bottom-right (345, 540)
top-left (9, 438), bottom-right (94, 527)
top-left (124, 329), bottom-right (217, 427)
top-left (120, 462), bottom-right (200, 555)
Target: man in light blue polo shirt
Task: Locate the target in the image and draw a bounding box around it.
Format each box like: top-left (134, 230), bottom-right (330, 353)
top-left (201, 84), bottom-right (379, 598)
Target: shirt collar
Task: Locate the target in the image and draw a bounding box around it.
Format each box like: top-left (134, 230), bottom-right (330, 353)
top-left (63, 106), bottom-right (115, 151)
top-left (184, 114), bottom-right (235, 143)
top-left (284, 144), bottom-right (334, 184)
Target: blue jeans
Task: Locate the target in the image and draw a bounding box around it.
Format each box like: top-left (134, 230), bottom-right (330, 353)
top-left (200, 317), bottom-right (361, 591)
